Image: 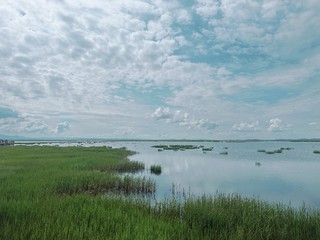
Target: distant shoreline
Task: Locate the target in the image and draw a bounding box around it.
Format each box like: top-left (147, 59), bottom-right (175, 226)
top-left (13, 138), bottom-right (320, 143)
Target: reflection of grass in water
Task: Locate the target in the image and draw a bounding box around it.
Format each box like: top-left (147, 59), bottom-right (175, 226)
top-left (150, 164), bottom-right (162, 175)
top-left (1, 146), bottom-right (320, 239)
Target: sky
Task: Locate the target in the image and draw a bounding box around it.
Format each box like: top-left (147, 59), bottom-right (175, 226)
top-left (0, 0), bottom-right (320, 140)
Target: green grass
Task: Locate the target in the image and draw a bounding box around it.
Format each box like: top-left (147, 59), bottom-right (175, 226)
top-left (152, 144), bottom-right (201, 151)
top-left (150, 164), bottom-right (162, 175)
top-left (1, 146), bottom-right (320, 239)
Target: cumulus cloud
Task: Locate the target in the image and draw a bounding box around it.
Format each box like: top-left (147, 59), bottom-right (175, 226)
top-left (20, 120), bottom-right (50, 134)
top-left (0, 0), bottom-right (196, 115)
top-left (151, 107), bottom-right (218, 131)
top-left (268, 118), bottom-right (292, 132)
top-left (193, 0), bottom-right (220, 19)
top-left (55, 121), bottom-right (71, 134)
top-left (0, 107), bottom-right (70, 135)
top-left (232, 121), bottom-right (260, 132)
top-left (151, 107), bottom-right (174, 121)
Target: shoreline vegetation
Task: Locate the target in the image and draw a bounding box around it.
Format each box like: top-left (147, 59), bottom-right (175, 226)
top-left (1, 146), bottom-right (320, 239)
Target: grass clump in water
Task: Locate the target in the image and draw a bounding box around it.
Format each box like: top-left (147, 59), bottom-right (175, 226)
top-left (152, 144), bottom-right (200, 151)
top-left (150, 164), bottom-right (162, 175)
top-left (257, 149), bottom-right (266, 152)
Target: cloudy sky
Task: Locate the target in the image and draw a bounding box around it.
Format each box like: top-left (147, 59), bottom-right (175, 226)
top-left (1, 0), bottom-right (320, 139)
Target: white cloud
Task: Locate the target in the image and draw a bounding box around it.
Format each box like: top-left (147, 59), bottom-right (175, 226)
top-left (261, 0), bottom-right (285, 19)
top-left (55, 121), bottom-right (71, 134)
top-left (0, 109), bottom-right (71, 136)
top-left (268, 118), bottom-right (282, 132)
top-left (20, 120), bottom-right (50, 134)
top-left (232, 121), bottom-right (260, 132)
top-left (268, 118), bottom-right (292, 132)
top-left (0, 118), bottom-right (18, 131)
top-left (175, 9), bottom-right (192, 24)
top-left (151, 107), bottom-right (218, 131)
top-left (194, 0), bottom-right (220, 19)
top-left (151, 107), bottom-right (172, 121)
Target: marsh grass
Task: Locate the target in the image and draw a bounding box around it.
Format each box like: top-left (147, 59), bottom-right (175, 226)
top-left (261, 147), bottom-right (293, 154)
top-left (150, 164), bottom-right (162, 175)
top-left (1, 146), bottom-right (320, 239)
top-left (202, 147), bottom-right (213, 151)
top-left (152, 144), bottom-right (201, 151)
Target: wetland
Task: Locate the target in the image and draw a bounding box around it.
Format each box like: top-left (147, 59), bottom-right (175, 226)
top-left (1, 141), bottom-right (320, 239)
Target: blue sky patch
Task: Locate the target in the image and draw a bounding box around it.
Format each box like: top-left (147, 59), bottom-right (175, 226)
top-left (0, 107), bottom-right (18, 118)
top-left (226, 87), bottom-right (300, 105)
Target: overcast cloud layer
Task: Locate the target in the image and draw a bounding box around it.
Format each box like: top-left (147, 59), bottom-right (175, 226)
top-left (1, 0), bottom-right (319, 139)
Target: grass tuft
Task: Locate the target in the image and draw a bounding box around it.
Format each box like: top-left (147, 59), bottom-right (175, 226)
top-left (150, 164), bottom-right (162, 175)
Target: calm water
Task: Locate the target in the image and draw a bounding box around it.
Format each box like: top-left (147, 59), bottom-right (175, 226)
top-left (22, 140), bottom-right (320, 208)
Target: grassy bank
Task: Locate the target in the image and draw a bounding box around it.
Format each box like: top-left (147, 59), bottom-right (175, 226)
top-left (1, 146), bottom-right (320, 239)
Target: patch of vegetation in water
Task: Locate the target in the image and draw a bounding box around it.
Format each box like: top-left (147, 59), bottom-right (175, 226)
top-left (152, 144), bottom-right (200, 151)
top-left (313, 150), bottom-right (320, 154)
top-left (150, 164), bottom-right (162, 175)
top-left (259, 147), bottom-right (294, 154)
top-left (219, 151), bottom-right (228, 155)
top-left (257, 149), bottom-right (266, 152)
top-left (202, 147), bottom-right (214, 151)
top-left (152, 145), bottom-right (215, 153)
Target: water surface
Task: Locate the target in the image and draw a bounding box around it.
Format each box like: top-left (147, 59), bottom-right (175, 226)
top-left (107, 141), bottom-right (320, 208)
